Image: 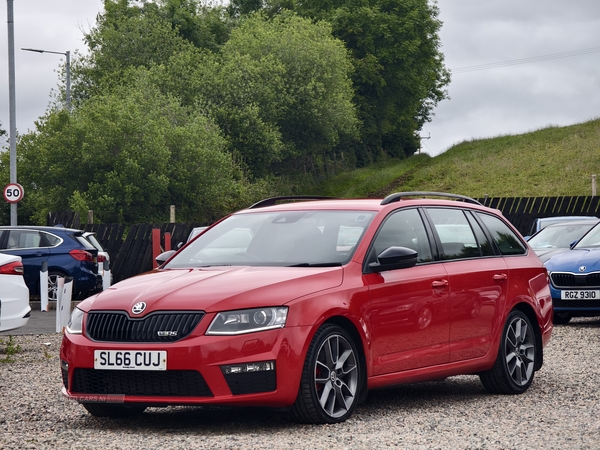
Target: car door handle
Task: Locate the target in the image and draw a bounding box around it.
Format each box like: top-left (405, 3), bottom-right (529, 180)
top-left (432, 279), bottom-right (449, 288)
top-left (493, 274), bottom-right (508, 282)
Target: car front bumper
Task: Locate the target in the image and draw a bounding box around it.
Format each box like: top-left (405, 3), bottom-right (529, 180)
top-left (550, 286), bottom-right (600, 315)
top-left (60, 324), bottom-right (312, 408)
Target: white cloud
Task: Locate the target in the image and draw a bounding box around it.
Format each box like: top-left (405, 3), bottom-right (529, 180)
top-left (1, 0), bottom-right (599, 158)
top-left (423, 0), bottom-right (600, 155)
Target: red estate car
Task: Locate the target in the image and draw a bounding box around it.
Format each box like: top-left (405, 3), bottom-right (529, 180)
top-left (61, 193), bottom-right (553, 424)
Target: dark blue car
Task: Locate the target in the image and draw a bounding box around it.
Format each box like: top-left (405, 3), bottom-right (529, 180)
top-left (545, 222), bottom-right (600, 324)
top-left (0, 226), bottom-right (102, 300)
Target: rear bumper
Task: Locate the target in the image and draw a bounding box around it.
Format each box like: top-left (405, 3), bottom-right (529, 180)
top-left (0, 281), bottom-right (31, 332)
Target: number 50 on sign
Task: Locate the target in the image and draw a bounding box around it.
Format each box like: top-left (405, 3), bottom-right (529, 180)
top-left (3, 183), bottom-right (24, 203)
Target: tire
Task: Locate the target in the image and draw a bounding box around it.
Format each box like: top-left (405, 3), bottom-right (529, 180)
top-left (82, 403), bottom-right (146, 418)
top-left (480, 310), bottom-right (537, 394)
top-left (47, 271), bottom-right (67, 302)
top-left (553, 311), bottom-right (572, 325)
top-left (291, 324), bottom-right (361, 424)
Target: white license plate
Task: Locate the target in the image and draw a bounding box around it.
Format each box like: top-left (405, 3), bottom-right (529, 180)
top-left (560, 290), bottom-right (600, 300)
top-left (94, 350), bottom-right (167, 370)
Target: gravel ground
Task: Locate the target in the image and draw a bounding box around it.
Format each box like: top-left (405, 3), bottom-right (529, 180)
top-left (1, 318), bottom-right (600, 450)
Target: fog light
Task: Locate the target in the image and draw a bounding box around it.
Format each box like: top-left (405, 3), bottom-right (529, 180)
top-left (61, 360), bottom-right (69, 371)
top-left (221, 360), bottom-right (275, 375)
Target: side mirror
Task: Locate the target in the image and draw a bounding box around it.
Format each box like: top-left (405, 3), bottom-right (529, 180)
top-left (368, 246), bottom-right (418, 273)
top-left (156, 250), bottom-right (176, 267)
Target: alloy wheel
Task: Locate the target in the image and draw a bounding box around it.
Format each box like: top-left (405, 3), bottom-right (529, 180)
top-left (313, 333), bottom-right (359, 419)
top-left (504, 316), bottom-right (535, 386)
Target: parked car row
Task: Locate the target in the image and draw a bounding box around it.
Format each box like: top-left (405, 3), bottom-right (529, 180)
top-left (7, 207), bottom-right (600, 424)
top-left (526, 215), bottom-right (600, 324)
top-left (0, 226), bottom-right (107, 302)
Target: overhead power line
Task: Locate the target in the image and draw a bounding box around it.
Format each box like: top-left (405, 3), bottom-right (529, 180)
top-left (451, 46), bottom-right (600, 74)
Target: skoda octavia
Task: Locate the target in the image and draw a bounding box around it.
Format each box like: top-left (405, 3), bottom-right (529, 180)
top-left (61, 193), bottom-right (553, 424)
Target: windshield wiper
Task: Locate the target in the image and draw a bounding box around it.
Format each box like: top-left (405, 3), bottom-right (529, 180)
top-left (287, 262), bottom-right (343, 267)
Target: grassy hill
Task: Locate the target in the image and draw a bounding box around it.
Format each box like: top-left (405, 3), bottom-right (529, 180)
top-left (313, 118), bottom-right (600, 199)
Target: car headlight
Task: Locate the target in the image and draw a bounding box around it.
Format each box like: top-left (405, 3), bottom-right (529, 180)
top-left (66, 307), bottom-right (84, 334)
top-left (206, 307), bottom-right (288, 335)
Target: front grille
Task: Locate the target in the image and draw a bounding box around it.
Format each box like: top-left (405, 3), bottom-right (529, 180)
top-left (550, 272), bottom-right (600, 289)
top-left (71, 369), bottom-right (213, 397)
top-left (223, 371), bottom-right (277, 395)
top-left (86, 311), bottom-right (204, 342)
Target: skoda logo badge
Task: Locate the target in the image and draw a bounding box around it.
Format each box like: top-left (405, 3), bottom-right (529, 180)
top-left (132, 302), bottom-right (146, 315)
top-left (579, 266), bottom-right (587, 273)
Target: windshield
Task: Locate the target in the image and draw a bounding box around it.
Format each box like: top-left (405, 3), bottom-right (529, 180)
top-left (528, 223), bottom-right (597, 249)
top-left (84, 233), bottom-right (105, 252)
top-left (165, 210), bottom-right (374, 268)
top-left (573, 223), bottom-right (600, 249)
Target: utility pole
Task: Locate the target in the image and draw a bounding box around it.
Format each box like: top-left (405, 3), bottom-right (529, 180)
top-left (7, 0), bottom-right (18, 225)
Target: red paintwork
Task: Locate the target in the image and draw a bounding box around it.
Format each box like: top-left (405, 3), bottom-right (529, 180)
top-left (61, 198), bottom-right (553, 409)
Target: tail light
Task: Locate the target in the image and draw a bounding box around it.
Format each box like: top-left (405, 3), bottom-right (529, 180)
top-left (0, 261), bottom-right (24, 275)
top-left (98, 255), bottom-right (107, 263)
top-left (69, 249), bottom-right (94, 262)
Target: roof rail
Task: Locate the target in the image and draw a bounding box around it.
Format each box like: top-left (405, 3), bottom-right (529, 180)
top-left (249, 196), bottom-right (337, 209)
top-left (381, 191), bottom-right (482, 206)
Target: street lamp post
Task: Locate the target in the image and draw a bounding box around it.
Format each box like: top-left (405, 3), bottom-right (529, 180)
top-left (7, 0), bottom-right (18, 225)
top-left (21, 47), bottom-right (71, 111)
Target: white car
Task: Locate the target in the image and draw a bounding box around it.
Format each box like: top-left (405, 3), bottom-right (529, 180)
top-left (83, 231), bottom-right (112, 287)
top-left (0, 253), bottom-right (30, 332)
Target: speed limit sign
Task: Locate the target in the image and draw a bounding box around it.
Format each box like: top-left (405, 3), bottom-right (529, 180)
top-left (3, 183), bottom-right (24, 203)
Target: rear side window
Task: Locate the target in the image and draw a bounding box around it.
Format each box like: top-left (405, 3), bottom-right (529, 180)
top-left (476, 212), bottom-right (527, 256)
top-left (426, 208), bottom-right (481, 260)
top-left (43, 232), bottom-right (62, 247)
top-left (6, 230), bottom-right (42, 249)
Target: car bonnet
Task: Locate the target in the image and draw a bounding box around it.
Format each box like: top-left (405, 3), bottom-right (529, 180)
top-left (82, 265), bottom-right (344, 314)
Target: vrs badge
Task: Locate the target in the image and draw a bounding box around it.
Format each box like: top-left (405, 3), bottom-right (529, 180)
top-left (131, 302), bottom-right (146, 314)
top-left (158, 331), bottom-right (178, 337)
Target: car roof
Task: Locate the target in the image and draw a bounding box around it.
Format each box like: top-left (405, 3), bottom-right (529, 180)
top-left (542, 219), bottom-right (600, 228)
top-left (235, 193), bottom-right (491, 214)
top-left (0, 225), bottom-right (84, 233)
top-left (539, 216), bottom-right (598, 223)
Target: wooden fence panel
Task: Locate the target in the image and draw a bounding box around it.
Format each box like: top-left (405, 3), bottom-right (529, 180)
top-left (477, 196), bottom-right (600, 235)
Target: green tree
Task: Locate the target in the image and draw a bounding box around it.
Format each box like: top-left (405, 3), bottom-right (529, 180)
top-left (161, 0), bottom-right (232, 51)
top-left (149, 12), bottom-right (358, 179)
top-left (73, 0), bottom-right (231, 103)
top-left (247, 0), bottom-right (451, 163)
top-left (223, 13), bottom-right (358, 177)
top-left (11, 71), bottom-right (256, 224)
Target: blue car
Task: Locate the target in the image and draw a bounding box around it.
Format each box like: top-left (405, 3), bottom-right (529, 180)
top-left (0, 226), bottom-right (102, 301)
top-left (545, 222), bottom-right (600, 324)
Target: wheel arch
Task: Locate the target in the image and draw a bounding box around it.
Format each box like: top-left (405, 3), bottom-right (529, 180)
top-left (321, 315), bottom-right (369, 404)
